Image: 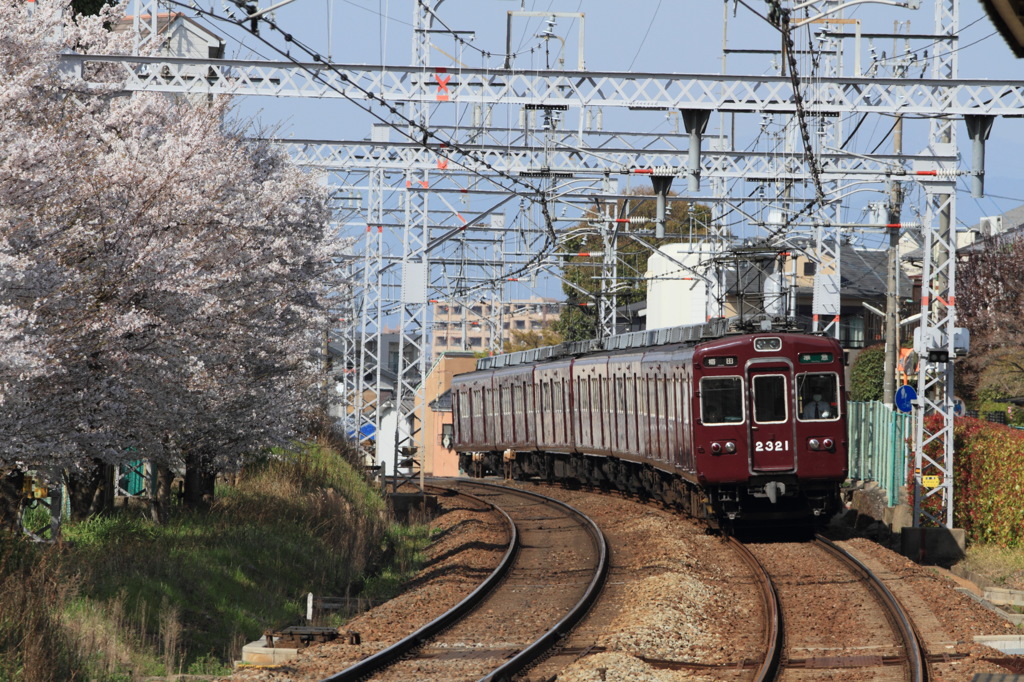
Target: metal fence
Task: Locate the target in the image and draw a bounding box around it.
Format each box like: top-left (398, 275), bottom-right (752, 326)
top-left (846, 401), bottom-right (912, 507)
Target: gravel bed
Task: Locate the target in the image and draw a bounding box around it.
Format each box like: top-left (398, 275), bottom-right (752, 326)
top-left (507, 481), bottom-right (764, 681)
top-left (839, 537), bottom-right (1024, 680)
top-left (748, 540), bottom-right (907, 681)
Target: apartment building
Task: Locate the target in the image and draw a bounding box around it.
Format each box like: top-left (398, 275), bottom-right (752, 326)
top-left (431, 296), bottom-right (564, 358)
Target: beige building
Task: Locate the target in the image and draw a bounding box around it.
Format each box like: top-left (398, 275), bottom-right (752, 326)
top-left (431, 296), bottom-right (563, 358)
top-left (422, 352), bottom-right (478, 477)
top-left (116, 13), bottom-right (225, 64)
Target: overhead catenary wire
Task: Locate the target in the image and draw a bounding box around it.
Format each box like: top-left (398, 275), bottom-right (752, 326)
top-left (164, 0), bottom-right (563, 289)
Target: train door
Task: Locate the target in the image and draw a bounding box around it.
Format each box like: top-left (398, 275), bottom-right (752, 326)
top-left (654, 377), bottom-right (667, 462)
top-left (638, 372), bottom-right (651, 456)
top-left (557, 374), bottom-right (570, 448)
top-left (747, 366), bottom-right (796, 472)
top-left (679, 369), bottom-right (694, 471)
top-left (592, 376), bottom-right (605, 450)
top-left (613, 375), bottom-right (623, 454)
top-left (471, 385), bottom-right (484, 446)
top-left (666, 375), bottom-right (679, 462)
top-left (625, 374), bottom-right (637, 455)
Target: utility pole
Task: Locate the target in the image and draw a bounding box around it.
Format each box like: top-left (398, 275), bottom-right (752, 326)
top-left (883, 116), bottom-right (903, 408)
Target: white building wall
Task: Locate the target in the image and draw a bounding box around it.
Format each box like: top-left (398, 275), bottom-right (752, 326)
top-left (375, 407), bottom-right (413, 477)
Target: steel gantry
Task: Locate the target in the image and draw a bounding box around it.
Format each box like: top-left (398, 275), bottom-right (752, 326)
top-left (105, 0), bottom-right (994, 527)
top-left (911, 0), bottom-right (961, 529)
top-left (61, 53), bottom-right (1024, 116)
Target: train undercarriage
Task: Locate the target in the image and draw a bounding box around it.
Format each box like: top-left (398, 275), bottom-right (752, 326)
top-left (458, 449), bottom-right (841, 533)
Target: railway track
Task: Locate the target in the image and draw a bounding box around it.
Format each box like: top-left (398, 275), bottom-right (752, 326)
top-left (223, 479), bottom-right (1018, 681)
top-left (741, 534), bottom-right (928, 682)
top-left (441, 480), bottom-right (926, 682)
top-left (498, 480), bottom-right (929, 681)
top-left (323, 479), bottom-right (608, 682)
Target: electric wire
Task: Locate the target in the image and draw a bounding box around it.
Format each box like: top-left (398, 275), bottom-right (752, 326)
top-left (165, 0), bottom-right (561, 289)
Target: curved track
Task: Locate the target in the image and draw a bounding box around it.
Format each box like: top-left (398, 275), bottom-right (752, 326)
top-left (740, 535), bottom-right (928, 682)
top-left (321, 485), bottom-right (517, 681)
top-left (324, 479), bottom-right (608, 682)
top-left (727, 536), bottom-right (784, 681)
top-left (815, 535), bottom-right (927, 682)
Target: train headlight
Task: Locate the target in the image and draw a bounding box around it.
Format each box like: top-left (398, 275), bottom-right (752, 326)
top-left (822, 438), bottom-right (834, 451)
top-left (808, 438), bottom-right (821, 451)
top-left (711, 442), bottom-right (722, 454)
top-left (724, 441), bottom-right (736, 454)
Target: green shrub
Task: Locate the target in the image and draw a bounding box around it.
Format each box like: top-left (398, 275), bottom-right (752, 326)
top-left (850, 344), bottom-right (886, 402)
top-left (915, 415), bottom-right (1024, 547)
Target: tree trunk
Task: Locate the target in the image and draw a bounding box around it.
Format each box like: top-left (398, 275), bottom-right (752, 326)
top-left (0, 469), bottom-right (26, 534)
top-left (183, 451), bottom-right (216, 511)
top-left (66, 460), bottom-right (114, 521)
top-left (149, 463), bottom-right (174, 524)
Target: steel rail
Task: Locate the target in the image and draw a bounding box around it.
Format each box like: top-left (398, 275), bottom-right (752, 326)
top-left (814, 535), bottom-right (928, 682)
top-left (461, 480), bottom-right (610, 682)
top-left (727, 537), bottom-right (783, 682)
top-left (320, 486), bottom-right (518, 682)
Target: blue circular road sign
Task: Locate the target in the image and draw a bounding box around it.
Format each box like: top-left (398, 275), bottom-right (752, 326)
top-left (895, 385), bottom-right (917, 413)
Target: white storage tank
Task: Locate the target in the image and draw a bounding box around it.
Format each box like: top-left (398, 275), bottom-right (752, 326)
top-left (645, 243), bottom-right (714, 329)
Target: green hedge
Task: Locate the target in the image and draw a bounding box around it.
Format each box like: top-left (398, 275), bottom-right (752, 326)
top-left (918, 416), bottom-right (1024, 547)
top-left (850, 344), bottom-right (885, 402)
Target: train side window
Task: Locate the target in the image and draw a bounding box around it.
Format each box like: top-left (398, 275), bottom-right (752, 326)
top-left (797, 373), bottom-right (840, 421)
top-left (471, 387), bottom-right (481, 441)
top-left (752, 374), bottom-right (788, 423)
top-left (700, 376), bottom-right (743, 425)
top-left (514, 383), bottom-right (521, 435)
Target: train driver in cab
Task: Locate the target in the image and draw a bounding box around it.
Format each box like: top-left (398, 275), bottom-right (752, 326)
top-left (802, 393), bottom-right (832, 420)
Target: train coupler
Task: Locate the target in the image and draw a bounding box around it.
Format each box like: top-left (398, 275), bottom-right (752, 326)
top-left (763, 481), bottom-right (787, 504)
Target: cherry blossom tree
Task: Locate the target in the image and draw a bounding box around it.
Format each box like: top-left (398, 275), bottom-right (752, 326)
top-left (0, 1), bottom-right (342, 525)
top-left (956, 237), bottom-right (1024, 404)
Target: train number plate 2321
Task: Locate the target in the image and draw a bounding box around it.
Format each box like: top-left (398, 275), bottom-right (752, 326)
top-left (754, 440), bottom-right (789, 452)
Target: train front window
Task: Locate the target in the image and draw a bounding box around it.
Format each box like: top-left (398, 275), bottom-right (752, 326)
top-left (700, 377), bottom-right (743, 425)
top-left (797, 373), bottom-right (839, 421)
top-left (752, 374), bottom-right (788, 423)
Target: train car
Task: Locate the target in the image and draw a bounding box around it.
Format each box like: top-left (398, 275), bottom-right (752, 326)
top-left (450, 327), bottom-right (847, 529)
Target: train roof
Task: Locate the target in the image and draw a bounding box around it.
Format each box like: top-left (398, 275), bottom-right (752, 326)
top-left (474, 318), bottom-right (733, 371)
top-left (473, 317), bottom-right (832, 372)
top-left (474, 319), bottom-right (727, 371)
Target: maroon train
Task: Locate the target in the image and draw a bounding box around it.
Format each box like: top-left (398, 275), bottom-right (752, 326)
top-left (451, 330), bottom-right (848, 529)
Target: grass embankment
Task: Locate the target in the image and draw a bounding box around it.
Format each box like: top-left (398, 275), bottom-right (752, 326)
top-left (0, 444), bottom-right (432, 681)
top-left (961, 545), bottom-right (1024, 592)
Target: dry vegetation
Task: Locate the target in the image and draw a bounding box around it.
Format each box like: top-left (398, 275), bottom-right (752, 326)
top-left (0, 442), bottom-right (422, 682)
